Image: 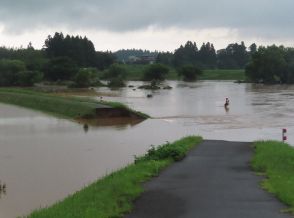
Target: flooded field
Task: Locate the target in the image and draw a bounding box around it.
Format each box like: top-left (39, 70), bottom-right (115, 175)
top-left (1, 81), bottom-right (294, 217)
top-left (100, 81), bottom-right (294, 142)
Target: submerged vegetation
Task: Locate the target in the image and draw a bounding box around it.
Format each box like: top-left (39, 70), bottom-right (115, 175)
top-left (102, 64), bottom-right (127, 87)
top-left (28, 136), bottom-right (202, 218)
top-left (142, 63), bottom-right (169, 81)
top-left (0, 88), bottom-right (149, 120)
top-left (178, 65), bottom-right (202, 81)
top-left (251, 141), bottom-right (294, 214)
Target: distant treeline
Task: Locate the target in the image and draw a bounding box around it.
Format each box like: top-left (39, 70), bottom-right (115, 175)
top-left (115, 41), bottom-right (257, 69)
top-left (1, 32), bottom-right (294, 85)
top-left (0, 32), bottom-right (116, 71)
top-left (0, 32), bottom-right (116, 86)
top-left (114, 42), bottom-right (294, 84)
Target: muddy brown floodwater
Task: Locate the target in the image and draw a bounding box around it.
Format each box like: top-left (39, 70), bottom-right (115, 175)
top-left (1, 81), bottom-right (294, 217)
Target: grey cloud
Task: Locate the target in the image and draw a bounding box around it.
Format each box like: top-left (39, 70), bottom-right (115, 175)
top-left (0, 0), bottom-right (293, 38)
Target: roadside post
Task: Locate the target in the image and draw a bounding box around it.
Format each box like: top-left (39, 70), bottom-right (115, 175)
top-left (282, 128), bottom-right (287, 143)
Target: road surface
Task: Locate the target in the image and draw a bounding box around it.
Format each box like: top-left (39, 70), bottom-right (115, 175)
top-left (126, 140), bottom-right (291, 218)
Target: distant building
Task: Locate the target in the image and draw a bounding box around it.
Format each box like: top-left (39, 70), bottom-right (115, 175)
top-left (128, 56), bottom-right (141, 63)
top-left (140, 55), bottom-right (156, 64)
top-left (127, 55), bottom-right (156, 64)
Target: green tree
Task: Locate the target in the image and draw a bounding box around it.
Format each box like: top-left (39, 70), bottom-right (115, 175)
top-left (249, 43), bottom-right (257, 54)
top-left (73, 68), bottom-right (97, 88)
top-left (44, 32), bottom-right (96, 67)
top-left (246, 45), bottom-right (287, 83)
top-left (95, 51), bottom-right (116, 70)
top-left (284, 48), bottom-right (294, 83)
top-left (143, 64), bottom-right (169, 81)
top-left (217, 42), bottom-right (249, 69)
top-left (178, 65), bottom-right (202, 81)
top-left (174, 41), bottom-right (198, 67)
top-left (44, 57), bottom-right (78, 81)
top-left (0, 59), bottom-right (26, 86)
top-left (0, 44), bottom-right (48, 72)
top-left (0, 46), bottom-right (13, 59)
top-left (103, 64), bottom-right (127, 87)
top-left (17, 71), bottom-right (43, 86)
top-left (76, 68), bottom-right (101, 87)
top-left (198, 42), bottom-right (217, 68)
top-left (156, 52), bottom-right (174, 66)
top-left (103, 64), bottom-right (126, 79)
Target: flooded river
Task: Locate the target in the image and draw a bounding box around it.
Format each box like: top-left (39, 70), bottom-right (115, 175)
top-left (1, 81), bottom-right (294, 217)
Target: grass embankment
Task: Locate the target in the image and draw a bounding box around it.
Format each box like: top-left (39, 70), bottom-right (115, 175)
top-left (28, 136), bottom-right (203, 218)
top-left (251, 141), bottom-right (294, 213)
top-left (0, 88), bottom-right (149, 119)
top-left (109, 64), bottom-right (245, 81)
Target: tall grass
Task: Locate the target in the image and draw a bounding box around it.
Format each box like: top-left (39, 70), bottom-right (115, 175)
top-left (28, 136), bottom-right (202, 218)
top-left (251, 141), bottom-right (294, 213)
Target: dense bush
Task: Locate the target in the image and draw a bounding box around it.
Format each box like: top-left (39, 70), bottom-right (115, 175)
top-left (44, 56), bottom-right (78, 81)
top-left (143, 64), bottom-right (169, 81)
top-left (107, 78), bottom-right (125, 87)
top-left (17, 71), bottom-right (43, 86)
top-left (73, 68), bottom-right (99, 88)
top-left (103, 64), bottom-right (126, 79)
top-left (0, 60), bottom-right (43, 86)
top-left (0, 59), bottom-right (26, 86)
top-left (135, 136), bottom-right (203, 163)
top-left (103, 64), bottom-right (127, 87)
top-left (178, 65), bottom-right (202, 81)
top-left (145, 143), bottom-right (186, 161)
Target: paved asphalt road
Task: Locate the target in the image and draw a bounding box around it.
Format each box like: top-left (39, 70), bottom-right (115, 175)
top-left (126, 140), bottom-right (292, 218)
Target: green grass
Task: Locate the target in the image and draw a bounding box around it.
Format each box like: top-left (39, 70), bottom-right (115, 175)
top-left (0, 88), bottom-right (149, 119)
top-left (251, 141), bottom-right (294, 213)
top-left (106, 64), bottom-right (245, 81)
top-left (199, 69), bottom-right (246, 80)
top-left (28, 136), bottom-right (203, 218)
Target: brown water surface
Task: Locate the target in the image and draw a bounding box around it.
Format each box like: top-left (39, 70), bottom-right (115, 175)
top-left (1, 81), bottom-right (294, 217)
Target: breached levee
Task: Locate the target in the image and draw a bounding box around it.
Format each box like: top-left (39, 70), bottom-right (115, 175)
top-left (79, 104), bottom-right (148, 126)
top-left (94, 107), bottom-right (146, 119)
top-left (0, 88), bottom-right (149, 125)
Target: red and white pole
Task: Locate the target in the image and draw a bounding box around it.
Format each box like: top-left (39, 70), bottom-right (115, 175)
top-left (282, 128), bottom-right (287, 142)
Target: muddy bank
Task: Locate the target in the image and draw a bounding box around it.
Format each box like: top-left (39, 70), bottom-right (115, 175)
top-left (78, 107), bottom-right (147, 127)
top-left (94, 107), bottom-right (146, 119)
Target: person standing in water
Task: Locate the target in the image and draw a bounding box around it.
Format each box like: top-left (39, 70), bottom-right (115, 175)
top-left (224, 98), bottom-right (230, 107)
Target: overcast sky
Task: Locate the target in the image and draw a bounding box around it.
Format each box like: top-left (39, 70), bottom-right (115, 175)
top-left (0, 0), bottom-right (293, 51)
